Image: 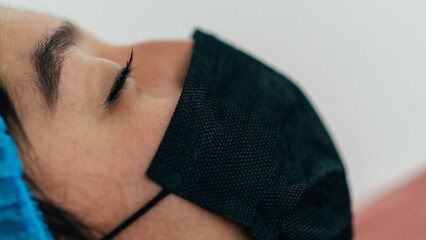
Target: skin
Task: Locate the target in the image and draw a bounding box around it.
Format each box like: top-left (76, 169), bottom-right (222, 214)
top-left (0, 6), bottom-right (255, 240)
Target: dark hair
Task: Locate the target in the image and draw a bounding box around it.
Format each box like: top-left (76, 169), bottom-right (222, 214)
top-left (0, 83), bottom-right (97, 240)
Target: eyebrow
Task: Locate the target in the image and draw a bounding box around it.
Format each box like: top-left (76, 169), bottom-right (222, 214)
top-left (32, 21), bottom-right (77, 110)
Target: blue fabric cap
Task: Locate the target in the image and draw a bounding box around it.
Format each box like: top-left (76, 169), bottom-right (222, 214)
top-left (0, 116), bottom-right (54, 240)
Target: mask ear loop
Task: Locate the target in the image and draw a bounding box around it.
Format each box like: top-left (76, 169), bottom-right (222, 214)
top-left (100, 188), bottom-right (170, 240)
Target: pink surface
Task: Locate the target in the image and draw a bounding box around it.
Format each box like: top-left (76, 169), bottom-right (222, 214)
top-left (353, 169), bottom-right (426, 240)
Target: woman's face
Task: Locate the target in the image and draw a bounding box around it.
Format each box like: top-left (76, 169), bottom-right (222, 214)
top-left (0, 6), bottom-right (193, 233)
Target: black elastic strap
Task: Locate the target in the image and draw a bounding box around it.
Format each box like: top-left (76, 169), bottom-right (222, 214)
top-left (100, 188), bottom-right (170, 240)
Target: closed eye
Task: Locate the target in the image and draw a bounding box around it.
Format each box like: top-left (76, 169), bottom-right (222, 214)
top-left (106, 49), bottom-right (133, 108)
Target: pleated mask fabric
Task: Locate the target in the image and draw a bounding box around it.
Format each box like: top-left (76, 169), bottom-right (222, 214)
top-left (146, 28), bottom-right (352, 240)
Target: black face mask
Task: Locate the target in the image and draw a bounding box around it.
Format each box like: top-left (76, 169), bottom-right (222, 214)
top-left (101, 28), bottom-right (352, 240)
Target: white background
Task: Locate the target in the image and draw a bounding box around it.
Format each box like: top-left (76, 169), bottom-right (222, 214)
top-left (1, 0), bottom-right (425, 211)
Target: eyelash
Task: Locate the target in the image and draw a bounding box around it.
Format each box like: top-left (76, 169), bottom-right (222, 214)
top-left (107, 49), bottom-right (134, 107)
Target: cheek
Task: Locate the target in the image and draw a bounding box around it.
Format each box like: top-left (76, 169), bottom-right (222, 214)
top-left (94, 107), bottom-right (168, 177)
top-left (31, 90), bottom-right (177, 192)
top-left (91, 94), bottom-right (179, 178)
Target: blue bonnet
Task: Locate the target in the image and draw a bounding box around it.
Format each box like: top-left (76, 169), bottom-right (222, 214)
top-left (0, 115), bottom-right (54, 240)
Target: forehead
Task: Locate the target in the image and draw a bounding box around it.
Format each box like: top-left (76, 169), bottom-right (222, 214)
top-left (0, 7), bottom-right (64, 117)
top-left (0, 7), bottom-right (63, 50)
top-left (0, 7), bottom-right (63, 80)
